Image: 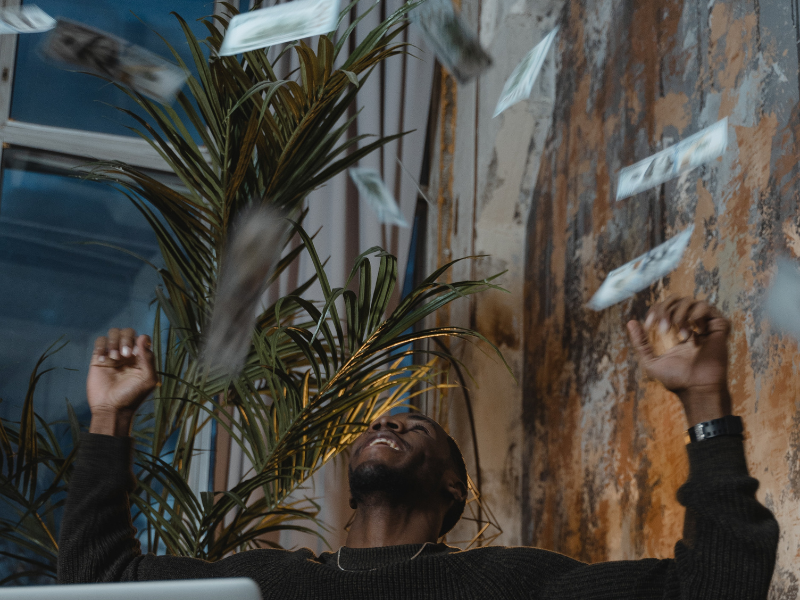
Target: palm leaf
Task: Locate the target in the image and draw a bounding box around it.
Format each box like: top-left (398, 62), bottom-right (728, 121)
top-left (1, 0), bottom-right (511, 577)
top-left (0, 344), bottom-right (76, 584)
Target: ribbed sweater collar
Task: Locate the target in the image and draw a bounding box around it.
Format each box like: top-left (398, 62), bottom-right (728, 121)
top-left (322, 543), bottom-right (455, 571)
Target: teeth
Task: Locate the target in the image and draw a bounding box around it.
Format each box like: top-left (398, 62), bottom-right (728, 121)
top-left (369, 438), bottom-right (399, 450)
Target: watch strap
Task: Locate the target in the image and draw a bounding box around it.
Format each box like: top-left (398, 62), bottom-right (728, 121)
top-left (685, 415), bottom-right (743, 444)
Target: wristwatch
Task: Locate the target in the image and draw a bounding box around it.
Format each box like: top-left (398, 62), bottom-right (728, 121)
top-left (685, 415), bottom-right (743, 444)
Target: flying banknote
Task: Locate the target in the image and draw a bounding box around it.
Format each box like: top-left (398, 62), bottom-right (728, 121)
top-left (350, 168), bottom-right (408, 227)
top-left (40, 19), bottom-right (187, 104)
top-left (203, 205), bottom-right (290, 377)
top-left (588, 225), bottom-right (694, 311)
top-left (616, 118), bottom-right (728, 200)
top-left (765, 257), bottom-right (800, 341)
top-left (493, 26), bottom-right (558, 117)
top-left (219, 0), bottom-right (340, 56)
top-left (0, 5), bottom-right (55, 34)
top-left (411, 0), bottom-right (491, 84)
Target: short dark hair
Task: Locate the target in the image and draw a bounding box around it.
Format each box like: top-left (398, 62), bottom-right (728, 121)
top-left (439, 434), bottom-right (468, 537)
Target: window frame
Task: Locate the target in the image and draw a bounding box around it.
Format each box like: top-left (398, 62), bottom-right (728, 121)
top-left (0, 0), bottom-right (228, 178)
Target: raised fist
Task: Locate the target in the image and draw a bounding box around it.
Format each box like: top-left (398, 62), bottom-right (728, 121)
top-left (627, 296), bottom-right (732, 425)
top-left (86, 328), bottom-right (158, 435)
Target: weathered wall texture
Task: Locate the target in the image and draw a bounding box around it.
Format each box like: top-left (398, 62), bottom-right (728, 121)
top-left (424, 0), bottom-right (563, 545)
top-left (524, 0), bottom-right (800, 594)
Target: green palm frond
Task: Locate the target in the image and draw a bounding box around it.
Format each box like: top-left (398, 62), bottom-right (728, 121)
top-left (85, 1), bottom-right (421, 374)
top-left (130, 224), bottom-right (505, 558)
top-left (91, 0), bottom-right (508, 560)
top-left (0, 343), bottom-right (79, 584)
top-left (1, 0), bottom-right (511, 576)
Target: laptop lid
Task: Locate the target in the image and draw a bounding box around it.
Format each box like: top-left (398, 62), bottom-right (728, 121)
top-left (0, 578), bottom-right (261, 600)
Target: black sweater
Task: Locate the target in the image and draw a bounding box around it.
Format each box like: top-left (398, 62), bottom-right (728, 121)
top-left (58, 433), bottom-right (779, 599)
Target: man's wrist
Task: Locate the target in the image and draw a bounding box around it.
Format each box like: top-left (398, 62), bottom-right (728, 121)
top-left (89, 408), bottom-right (134, 437)
top-left (679, 385), bottom-right (732, 425)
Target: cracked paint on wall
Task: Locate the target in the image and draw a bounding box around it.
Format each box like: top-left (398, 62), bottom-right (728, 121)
top-left (523, 0), bottom-right (800, 592)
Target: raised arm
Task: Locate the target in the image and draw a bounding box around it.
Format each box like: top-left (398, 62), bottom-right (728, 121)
top-left (58, 329), bottom-right (216, 583)
top-left (542, 297), bottom-right (779, 600)
top-left (631, 298), bottom-right (778, 599)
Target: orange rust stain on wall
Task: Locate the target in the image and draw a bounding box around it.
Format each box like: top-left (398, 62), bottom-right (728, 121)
top-left (436, 68), bottom-right (457, 330)
top-left (711, 8), bottom-right (756, 89)
top-left (713, 9), bottom-right (759, 115)
top-left (654, 92), bottom-right (691, 138)
top-left (717, 114), bottom-right (777, 287)
top-left (783, 219), bottom-right (800, 259)
top-left (630, 2), bottom-right (664, 141)
top-left (737, 115), bottom-right (778, 193)
top-left (523, 0), bottom-right (800, 590)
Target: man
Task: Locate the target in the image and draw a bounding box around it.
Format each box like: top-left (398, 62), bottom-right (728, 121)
top-left (58, 297), bottom-right (779, 599)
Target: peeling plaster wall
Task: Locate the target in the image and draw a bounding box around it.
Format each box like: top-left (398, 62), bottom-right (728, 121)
top-left (424, 0), bottom-right (563, 545)
top-left (523, 0), bottom-right (800, 594)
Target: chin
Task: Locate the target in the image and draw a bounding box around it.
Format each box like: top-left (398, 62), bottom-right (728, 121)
top-left (348, 461), bottom-right (409, 502)
top-left (350, 460), bottom-right (400, 483)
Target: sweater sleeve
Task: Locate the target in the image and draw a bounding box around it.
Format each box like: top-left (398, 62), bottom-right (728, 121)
top-left (57, 433), bottom-right (220, 583)
top-left (540, 435), bottom-right (779, 600)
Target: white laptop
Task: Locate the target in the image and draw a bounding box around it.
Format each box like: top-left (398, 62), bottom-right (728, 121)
top-left (0, 578), bottom-right (261, 600)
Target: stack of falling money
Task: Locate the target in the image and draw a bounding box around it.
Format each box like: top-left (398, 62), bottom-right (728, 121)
top-left (219, 0), bottom-right (340, 55)
top-left (494, 27), bottom-right (558, 117)
top-left (588, 117), bottom-right (729, 310)
top-left (588, 226), bottom-right (694, 311)
top-left (40, 19), bottom-right (187, 104)
top-left (349, 168), bottom-right (409, 228)
top-left (410, 0), bottom-right (492, 84)
top-left (202, 206), bottom-right (290, 377)
top-left (616, 118), bottom-right (728, 200)
top-left (0, 5), bottom-right (55, 34)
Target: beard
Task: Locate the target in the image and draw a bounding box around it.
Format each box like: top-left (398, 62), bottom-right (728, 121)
top-left (348, 461), bottom-right (413, 507)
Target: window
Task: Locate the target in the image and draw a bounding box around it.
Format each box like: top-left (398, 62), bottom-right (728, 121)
top-left (0, 0), bottom-right (237, 581)
top-left (0, 0), bottom-right (220, 457)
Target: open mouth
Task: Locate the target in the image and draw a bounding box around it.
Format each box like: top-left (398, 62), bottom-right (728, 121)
top-left (367, 437), bottom-right (401, 451)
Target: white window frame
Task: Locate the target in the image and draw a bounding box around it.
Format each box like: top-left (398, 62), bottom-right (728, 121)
top-left (0, 0), bottom-right (225, 176)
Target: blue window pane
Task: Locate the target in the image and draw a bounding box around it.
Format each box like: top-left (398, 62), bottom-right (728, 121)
top-left (11, 0), bottom-right (211, 140)
top-left (0, 168), bottom-right (161, 423)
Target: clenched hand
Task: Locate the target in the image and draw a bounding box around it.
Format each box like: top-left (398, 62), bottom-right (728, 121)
top-left (627, 297), bottom-right (732, 425)
top-left (87, 328), bottom-right (158, 436)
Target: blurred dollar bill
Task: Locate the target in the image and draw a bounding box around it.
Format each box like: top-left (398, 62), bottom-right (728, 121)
top-left (395, 156), bottom-right (433, 207)
top-left (350, 167), bottom-right (408, 227)
top-left (203, 206), bottom-right (290, 377)
top-left (616, 118), bottom-right (728, 200)
top-left (766, 258), bottom-right (800, 340)
top-left (40, 19), bottom-right (187, 104)
top-left (493, 26), bottom-right (558, 118)
top-left (219, 0), bottom-right (340, 56)
top-left (411, 0), bottom-right (491, 84)
top-left (0, 5), bottom-right (55, 34)
top-left (588, 225), bottom-right (694, 311)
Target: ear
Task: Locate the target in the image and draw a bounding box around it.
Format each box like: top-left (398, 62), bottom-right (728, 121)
top-left (445, 476), bottom-right (467, 506)
top-left (349, 496), bottom-right (357, 510)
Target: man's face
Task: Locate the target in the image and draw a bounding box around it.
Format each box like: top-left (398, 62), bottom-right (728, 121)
top-left (348, 413), bottom-right (452, 505)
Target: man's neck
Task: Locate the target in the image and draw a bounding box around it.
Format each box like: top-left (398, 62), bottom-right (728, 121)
top-left (344, 496), bottom-right (441, 548)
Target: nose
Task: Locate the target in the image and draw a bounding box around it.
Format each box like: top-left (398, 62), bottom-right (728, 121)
top-left (370, 414), bottom-right (405, 433)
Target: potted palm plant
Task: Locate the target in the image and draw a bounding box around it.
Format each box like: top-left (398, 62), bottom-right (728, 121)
top-left (0, 0), bottom-right (507, 582)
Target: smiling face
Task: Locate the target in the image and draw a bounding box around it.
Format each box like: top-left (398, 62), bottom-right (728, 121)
top-left (350, 412), bottom-right (445, 473)
top-left (348, 413), bottom-right (465, 524)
